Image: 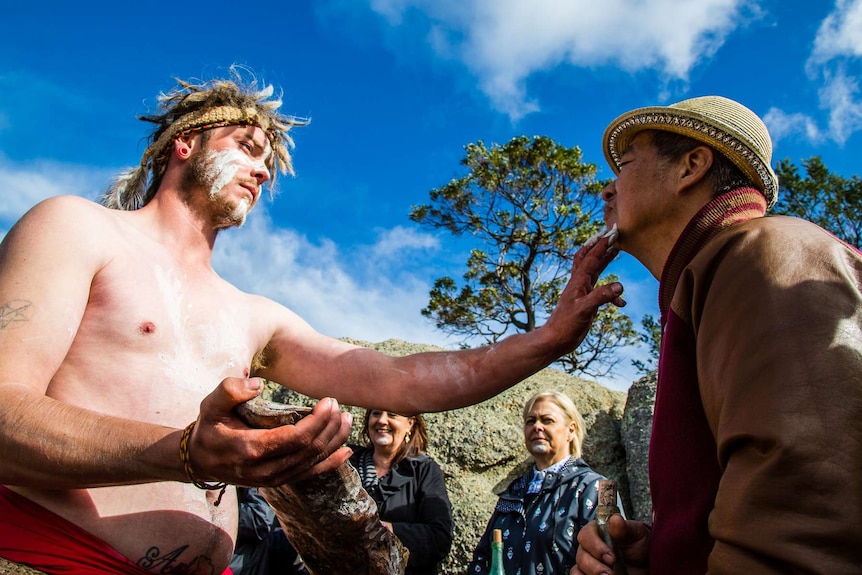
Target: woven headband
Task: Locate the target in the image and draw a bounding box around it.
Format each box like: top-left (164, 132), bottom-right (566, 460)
top-left (143, 105), bottom-right (273, 168)
top-left (102, 102), bottom-right (295, 210)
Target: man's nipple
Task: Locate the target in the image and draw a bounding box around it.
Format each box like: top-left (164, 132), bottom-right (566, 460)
top-left (139, 321), bottom-right (157, 335)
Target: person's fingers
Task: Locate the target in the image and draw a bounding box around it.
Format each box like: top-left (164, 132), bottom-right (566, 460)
top-left (576, 517), bottom-right (651, 574)
top-left (574, 529), bottom-right (615, 574)
top-left (577, 238), bottom-right (623, 307)
top-left (200, 377), bottom-right (264, 423)
top-left (187, 385), bottom-right (358, 487)
top-left (571, 239), bottom-right (620, 291)
top-left (290, 445), bottom-right (354, 483)
top-left (544, 234), bottom-right (625, 354)
top-left (579, 281), bottom-right (625, 308)
top-left (609, 513), bottom-right (629, 538)
top-left (303, 404), bottom-right (353, 466)
top-left (574, 541), bottom-right (613, 574)
top-left (246, 400), bottom-right (353, 485)
top-left (577, 520), bottom-right (614, 561)
top-left (291, 398), bottom-right (350, 461)
top-left (186, 378), bottom-right (267, 482)
top-left (582, 242), bottom-right (620, 284)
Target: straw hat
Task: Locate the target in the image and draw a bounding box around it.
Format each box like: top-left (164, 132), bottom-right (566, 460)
top-left (602, 96), bottom-right (778, 208)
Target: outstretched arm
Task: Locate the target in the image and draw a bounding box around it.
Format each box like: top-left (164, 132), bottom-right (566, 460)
top-left (259, 229), bottom-right (624, 413)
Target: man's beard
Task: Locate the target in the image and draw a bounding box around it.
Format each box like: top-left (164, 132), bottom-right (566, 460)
top-left (181, 148), bottom-right (255, 229)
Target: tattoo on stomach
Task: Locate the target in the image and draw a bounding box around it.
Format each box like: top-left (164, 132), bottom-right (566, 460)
top-left (136, 545), bottom-right (218, 575)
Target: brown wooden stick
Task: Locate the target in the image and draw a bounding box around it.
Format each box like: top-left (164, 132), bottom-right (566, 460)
top-left (235, 395), bottom-right (409, 575)
top-left (596, 479), bottom-right (628, 575)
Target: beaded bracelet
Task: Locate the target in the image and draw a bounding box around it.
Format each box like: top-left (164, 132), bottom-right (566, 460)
top-left (179, 421), bottom-right (228, 506)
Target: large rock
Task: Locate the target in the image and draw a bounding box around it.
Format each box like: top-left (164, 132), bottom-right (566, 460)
top-left (267, 339), bottom-right (654, 574)
top-left (620, 372), bottom-right (657, 523)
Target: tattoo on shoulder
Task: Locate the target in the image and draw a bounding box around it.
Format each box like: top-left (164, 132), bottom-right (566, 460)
top-left (136, 545), bottom-right (218, 575)
top-left (0, 300), bottom-right (32, 330)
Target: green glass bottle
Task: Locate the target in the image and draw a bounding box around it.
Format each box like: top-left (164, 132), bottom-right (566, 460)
top-left (490, 528), bottom-right (505, 575)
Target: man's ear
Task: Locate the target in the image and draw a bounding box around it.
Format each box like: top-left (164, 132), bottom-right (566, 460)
top-left (676, 145), bottom-right (714, 193)
top-left (173, 134), bottom-right (198, 161)
top-left (677, 146), bottom-right (715, 193)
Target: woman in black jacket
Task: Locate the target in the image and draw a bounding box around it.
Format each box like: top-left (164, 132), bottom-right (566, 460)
top-left (349, 410), bottom-right (454, 575)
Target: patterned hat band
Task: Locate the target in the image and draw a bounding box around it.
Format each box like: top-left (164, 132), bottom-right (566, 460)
top-left (602, 96), bottom-right (778, 208)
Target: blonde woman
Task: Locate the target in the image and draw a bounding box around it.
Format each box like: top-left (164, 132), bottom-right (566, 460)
top-left (469, 391), bottom-right (614, 575)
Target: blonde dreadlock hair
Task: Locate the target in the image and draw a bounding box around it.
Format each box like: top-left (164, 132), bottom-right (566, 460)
top-left (101, 66), bottom-right (308, 210)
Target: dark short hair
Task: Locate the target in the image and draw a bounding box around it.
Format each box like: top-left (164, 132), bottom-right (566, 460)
top-left (649, 130), bottom-right (754, 195)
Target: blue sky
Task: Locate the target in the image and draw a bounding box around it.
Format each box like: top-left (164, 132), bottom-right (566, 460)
top-left (2, 0), bottom-right (861, 391)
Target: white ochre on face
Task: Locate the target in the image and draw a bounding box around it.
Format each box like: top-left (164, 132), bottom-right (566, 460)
top-left (200, 148), bottom-right (267, 222)
top-left (369, 411), bottom-right (412, 450)
top-left (523, 399), bottom-right (575, 468)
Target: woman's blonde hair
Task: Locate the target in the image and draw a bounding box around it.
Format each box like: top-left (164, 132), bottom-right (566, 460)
top-left (522, 390), bottom-right (586, 458)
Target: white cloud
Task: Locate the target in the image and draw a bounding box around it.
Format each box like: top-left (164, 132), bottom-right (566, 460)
top-left (0, 157), bottom-right (103, 220)
top-left (371, 225), bottom-right (440, 258)
top-left (783, 0), bottom-right (862, 145)
top-left (810, 0), bottom-right (862, 66)
top-left (213, 206), bottom-right (455, 347)
top-left (820, 68), bottom-right (862, 143)
top-left (763, 107), bottom-right (825, 145)
top-left (0, 157), bottom-right (109, 243)
top-left (366, 0), bottom-right (751, 120)
top-left (369, 0), bottom-right (413, 23)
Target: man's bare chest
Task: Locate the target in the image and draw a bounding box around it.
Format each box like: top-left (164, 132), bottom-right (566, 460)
top-left (56, 258), bottom-right (257, 418)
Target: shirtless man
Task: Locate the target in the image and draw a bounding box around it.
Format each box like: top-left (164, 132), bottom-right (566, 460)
top-left (0, 71), bottom-right (624, 575)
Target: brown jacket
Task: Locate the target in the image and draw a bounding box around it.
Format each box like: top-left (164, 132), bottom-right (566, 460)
top-left (652, 191), bottom-right (862, 573)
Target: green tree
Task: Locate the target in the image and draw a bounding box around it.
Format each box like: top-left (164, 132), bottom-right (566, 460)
top-left (773, 156), bottom-right (862, 249)
top-left (410, 135), bottom-right (638, 378)
top-left (632, 314), bottom-right (661, 376)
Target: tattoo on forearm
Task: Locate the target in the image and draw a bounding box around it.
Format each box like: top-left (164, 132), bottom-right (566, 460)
top-left (136, 546), bottom-right (217, 575)
top-left (0, 300), bottom-right (32, 330)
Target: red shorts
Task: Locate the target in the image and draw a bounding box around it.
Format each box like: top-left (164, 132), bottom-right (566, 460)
top-left (0, 485), bottom-right (232, 575)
